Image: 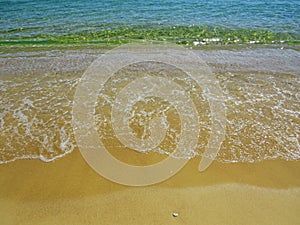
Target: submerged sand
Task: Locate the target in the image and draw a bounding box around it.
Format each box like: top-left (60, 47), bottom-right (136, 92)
top-left (0, 150), bottom-right (299, 225)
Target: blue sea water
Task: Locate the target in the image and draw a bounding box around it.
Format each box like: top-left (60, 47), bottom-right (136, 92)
top-left (0, 0), bottom-right (299, 44)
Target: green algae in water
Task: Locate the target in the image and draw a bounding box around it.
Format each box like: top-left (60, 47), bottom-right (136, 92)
top-left (1, 26), bottom-right (299, 46)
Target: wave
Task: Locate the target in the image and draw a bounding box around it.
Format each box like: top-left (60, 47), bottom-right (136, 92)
top-left (0, 47), bottom-right (299, 164)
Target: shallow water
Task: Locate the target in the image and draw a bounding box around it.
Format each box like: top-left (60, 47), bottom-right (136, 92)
top-left (0, 47), bottom-right (299, 164)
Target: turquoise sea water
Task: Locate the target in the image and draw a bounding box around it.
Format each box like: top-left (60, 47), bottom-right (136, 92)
top-left (0, 0), bottom-right (299, 45)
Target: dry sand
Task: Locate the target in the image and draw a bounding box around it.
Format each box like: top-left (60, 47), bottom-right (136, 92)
top-left (0, 149), bottom-right (299, 225)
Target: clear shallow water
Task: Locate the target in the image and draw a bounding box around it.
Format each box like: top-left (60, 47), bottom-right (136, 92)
top-left (0, 0), bottom-right (299, 45)
top-left (0, 48), bottom-right (299, 163)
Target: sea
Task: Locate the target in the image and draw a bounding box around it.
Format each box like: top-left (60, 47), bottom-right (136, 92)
top-left (0, 0), bottom-right (299, 164)
top-left (1, 0), bottom-right (299, 45)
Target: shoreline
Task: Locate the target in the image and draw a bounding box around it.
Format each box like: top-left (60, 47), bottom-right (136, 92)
top-left (0, 46), bottom-right (299, 164)
top-left (1, 44), bottom-right (299, 224)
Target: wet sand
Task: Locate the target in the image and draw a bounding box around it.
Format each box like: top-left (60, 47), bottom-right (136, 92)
top-left (0, 149), bottom-right (299, 225)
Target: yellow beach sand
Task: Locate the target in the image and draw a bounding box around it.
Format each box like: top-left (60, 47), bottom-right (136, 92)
top-left (0, 150), bottom-right (299, 225)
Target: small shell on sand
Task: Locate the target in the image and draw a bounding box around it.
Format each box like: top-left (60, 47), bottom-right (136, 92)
top-left (172, 212), bottom-right (179, 217)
